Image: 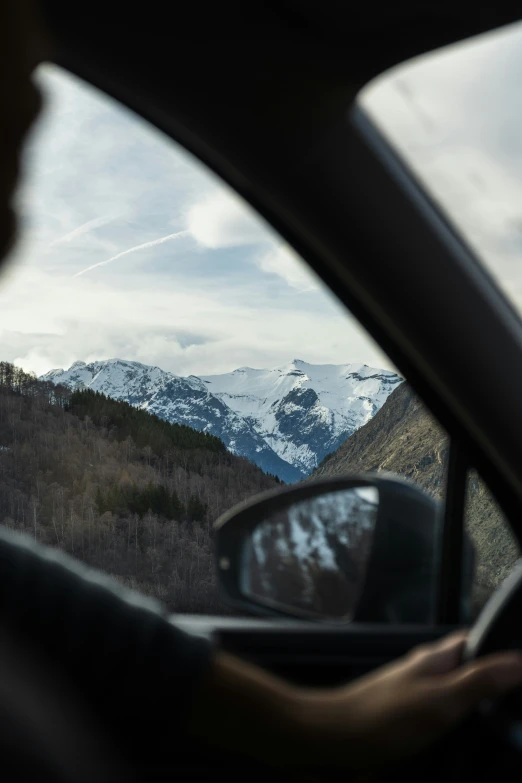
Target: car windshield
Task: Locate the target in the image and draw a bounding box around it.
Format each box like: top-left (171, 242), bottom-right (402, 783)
top-left (360, 21), bottom-right (522, 318)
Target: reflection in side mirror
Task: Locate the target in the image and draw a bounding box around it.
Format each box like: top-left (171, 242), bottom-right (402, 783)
top-left (215, 475), bottom-right (450, 624)
top-left (241, 487), bottom-right (378, 621)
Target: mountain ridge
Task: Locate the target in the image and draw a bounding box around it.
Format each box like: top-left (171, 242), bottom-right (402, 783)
top-left (41, 357), bottom-right (402, 481)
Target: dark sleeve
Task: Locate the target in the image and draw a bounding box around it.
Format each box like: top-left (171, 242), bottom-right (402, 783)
top-left (0, 526), bottom-right (214, 763)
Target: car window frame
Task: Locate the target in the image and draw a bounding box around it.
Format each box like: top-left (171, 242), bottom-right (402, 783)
top-left (39, 22), bottom-right (522, 625)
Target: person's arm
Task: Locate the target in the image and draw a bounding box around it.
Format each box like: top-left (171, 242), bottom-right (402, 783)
top-left (1, 525), bottom-right (521, 777)
top-left (0, 528), bottom-right (213, 766)
top-left (190, 632), bottom-right (522, 777)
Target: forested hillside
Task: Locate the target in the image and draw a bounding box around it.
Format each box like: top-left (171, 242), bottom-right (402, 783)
top-left (0, 362), bottom-right (278, 613)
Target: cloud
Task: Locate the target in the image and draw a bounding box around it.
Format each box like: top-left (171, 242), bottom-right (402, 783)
top-left (49, 216), bottom-right (116, 247)
top-left (73, 229), bottom-right (190, 277)
top-left (185, 190), bottom-right (319, 291)
top-left (0, 260), bottom-right (392, 378)
top-left (256, 245), bottom-right (319, 291)
top-left (186, 189), bottom-right (271, 248)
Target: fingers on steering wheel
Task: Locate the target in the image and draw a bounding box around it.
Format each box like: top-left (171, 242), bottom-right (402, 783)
top-left (441, 652), bottom-right (522, 717)
top-left (409, 632), bottom-right (468, 675)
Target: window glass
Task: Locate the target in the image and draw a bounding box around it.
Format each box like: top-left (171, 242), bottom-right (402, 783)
top-left (0, 64), bottom-right (449, 617)
top-left (361, 22), bottom-right (522, 317)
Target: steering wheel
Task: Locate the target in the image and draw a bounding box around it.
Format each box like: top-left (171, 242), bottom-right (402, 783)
top-left (465, 558), bottom-right (522, 749)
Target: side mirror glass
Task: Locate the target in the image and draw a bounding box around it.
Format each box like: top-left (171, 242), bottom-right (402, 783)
top-left (241, 486), bottom-right (378, 620)
top-left (215, 475), bottom-right (450, 624)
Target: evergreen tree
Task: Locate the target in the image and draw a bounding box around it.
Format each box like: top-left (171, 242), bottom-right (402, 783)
top-left (68, 388), bottom-right (226, 456)
top-left (187, 494), bottom-right (208, 522)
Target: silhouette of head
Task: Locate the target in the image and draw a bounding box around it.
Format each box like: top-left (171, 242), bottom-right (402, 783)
top-left (0, 1), bottom-right (48, 263)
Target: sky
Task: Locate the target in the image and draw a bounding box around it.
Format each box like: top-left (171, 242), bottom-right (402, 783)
top-left (2, 21), bottom-right (522, 379)
top-left (362, 20), bottom-right (522, 314)
top-left (0, 64), bottom-right (390, 378)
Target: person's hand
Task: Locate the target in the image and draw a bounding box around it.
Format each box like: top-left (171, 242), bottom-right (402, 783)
top-left (294, 631), bottom-right (522, 775)
top-left (192, 632), bottom-right (522, 778)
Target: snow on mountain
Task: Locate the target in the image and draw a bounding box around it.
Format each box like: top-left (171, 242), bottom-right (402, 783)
top-left (41, 358), bottom-right (402, 482)
top-left (201, 359), bottom-right (402, 474)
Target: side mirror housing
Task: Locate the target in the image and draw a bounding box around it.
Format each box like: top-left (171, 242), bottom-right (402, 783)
top-left (215, 475), bottom-right (453, 624)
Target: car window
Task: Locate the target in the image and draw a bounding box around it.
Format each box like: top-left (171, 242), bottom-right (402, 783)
top-left (0, 63), bottom-right (453, 619)
top-left (360, 22), bottom-right (522, 321)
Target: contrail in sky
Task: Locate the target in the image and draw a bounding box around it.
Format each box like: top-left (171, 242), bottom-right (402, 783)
top-left (50, 216), bottom-right (114, 247)
top-left (73, 229), bottom-right (190, 278)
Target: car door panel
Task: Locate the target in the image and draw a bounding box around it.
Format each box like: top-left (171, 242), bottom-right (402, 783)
top-left (153, 617), bottom-right (497, 783)
top-left (175, 617), bottom-right (458, 685)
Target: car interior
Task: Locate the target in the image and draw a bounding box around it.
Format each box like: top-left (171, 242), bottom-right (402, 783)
top-left (3, 0), bottom-right (522, 780)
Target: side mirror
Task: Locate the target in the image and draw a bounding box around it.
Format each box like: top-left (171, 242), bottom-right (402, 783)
top-left (215, 475), bottom-right (451, 624)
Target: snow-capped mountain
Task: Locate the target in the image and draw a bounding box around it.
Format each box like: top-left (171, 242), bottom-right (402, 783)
top-left (41, 358), bottom-right (402, 482)
top-left (201, 360), bottom-right (402, 474)
top-left (42, 359), bottom-right (301, 482)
